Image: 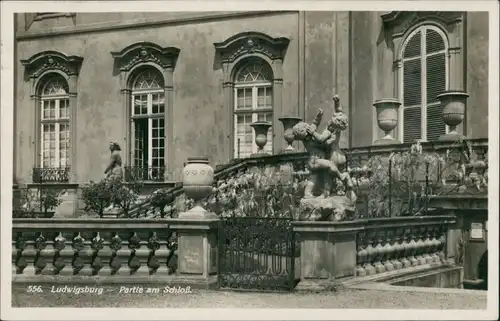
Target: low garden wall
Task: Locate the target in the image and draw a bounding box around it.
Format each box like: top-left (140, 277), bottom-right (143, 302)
top-left (12, 214), bottom-right (458, 289)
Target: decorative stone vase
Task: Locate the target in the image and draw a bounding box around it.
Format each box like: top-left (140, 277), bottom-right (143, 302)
top-left (279, 116), bottom-right (302, 152)
top-left (373, 98), bottom-right (401, 145)
top-left (181, 157), bottom-right (215, 218)
top-left (250, 121), bottom-right (272, 156)
top-left (437, 90), bottom-right (469, 141)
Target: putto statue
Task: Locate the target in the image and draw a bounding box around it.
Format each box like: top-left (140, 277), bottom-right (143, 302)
top-left (292, 95), bottom-right (356, 221)
top-left (104, 142), bottom-right (124, 182)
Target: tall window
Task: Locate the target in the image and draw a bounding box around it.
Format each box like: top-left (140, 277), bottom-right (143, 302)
top-left (401, 25), bottom-right (448, 142)
top-left (234, 60), bottom-right (273, 158)
top-left (40, 74), bottom-right (70, 169)
top-left (131, 68), bottom-right (165, 175)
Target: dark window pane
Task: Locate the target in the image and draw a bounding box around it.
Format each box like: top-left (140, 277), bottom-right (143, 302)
top-left (426, 53), bottom-right (446, 104)
top-left (426, 29), bottom-right (446, 53)
top-left (426, 104), bottom-right (446, 141)
top-left (404, 107), bottom-right (422, 143)
top-left (403, 31), bottom-right (421, 59)
top-left (403, 59), bottom-right (422, 106)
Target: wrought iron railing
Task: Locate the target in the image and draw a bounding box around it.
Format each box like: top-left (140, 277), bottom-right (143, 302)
top-left (32, 167), bottom-right (70, 183)
top-left (124, 138), bottom-right (488, 219)
top-left (124, 166), bottom-right (166, 182)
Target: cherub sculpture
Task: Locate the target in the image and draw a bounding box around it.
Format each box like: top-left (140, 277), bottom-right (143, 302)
top-left (292, 95), bottom-right (356, 220)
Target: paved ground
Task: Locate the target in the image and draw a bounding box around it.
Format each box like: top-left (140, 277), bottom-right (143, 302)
top-left (11, 284), bottom-right (486, 309)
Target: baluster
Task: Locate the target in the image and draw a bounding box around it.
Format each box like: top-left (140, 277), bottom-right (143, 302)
top-left (407, 228), bottom-right (419, 266)
top-left (355, 232), bottom-right (368, 277)
top-left (128, 232), bottom-right (141, 274)
top-left (147, 232), bottom-right (161, 275)
top-left (14, 232), bottom-right (28, 274)
top-left (382, 230), bottom-right (395, 271)
top-left (109, 233), bottom-right (123, 275)
top-left (437, 226), bottom-right (446, 262)
top-left (71, 233), bottom-right (85, 275)
top-left (90, 232), bottom-right (104, 275)
top-left (391, 228), bottom-right (403, 270)
top-left (363, 231), bottom-right (377, 275)
top-left (400, 228), bottom-right (412, 268)
top-left (373, 231), bottom-right (386, 274)
top-left (415, 228), bottom-right (427, 265)
top-left (166, 231), bottom-right (178, 275)
top-left (34, 233), bottom-right (47, 274)
top-left (430, 227), bottom-right (442, 263)
top-left (422, 227), bottom-right (434, 264)
top-left (53, 232), bottom-right (67, 275)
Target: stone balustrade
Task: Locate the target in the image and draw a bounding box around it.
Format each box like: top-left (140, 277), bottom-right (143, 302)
top-left (355, 217), bottom-right (451, 277)
top-left (292, 215), bottom-right (456, 290)
top-left (12, 219), bottom-right (178, 280)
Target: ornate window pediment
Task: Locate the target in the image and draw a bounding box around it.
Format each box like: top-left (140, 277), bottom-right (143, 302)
top-left (381, 11), bottom-right (464, 39)
top-left (214, 32), bottom-right (290, 63)
top-left (21, 51), bottom-right (84, 80)
top-left (111, 42), bottom-right (180, 72)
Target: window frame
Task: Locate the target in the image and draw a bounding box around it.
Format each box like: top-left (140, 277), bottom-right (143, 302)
top-left (39, 76), bottom-right (71, 170)
top-left (232, 61), bottom-right (274, 158)
top-left (130, 68), bottom-right (166, 170)
top-left (398, 25), bottom-right (450, 142)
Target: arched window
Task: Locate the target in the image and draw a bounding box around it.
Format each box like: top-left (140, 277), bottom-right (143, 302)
top-left (40, 74), bottom-right (70, 169)
top-left (130, 67), bottom-right (165, 179)
top-left (233, 59), bottom-right (273, 158)
top-left (401, 25), bottom-right (449, 142)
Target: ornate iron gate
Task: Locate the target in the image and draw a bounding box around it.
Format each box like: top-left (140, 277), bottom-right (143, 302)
top-left (218, 217), bottom-right (297, 292)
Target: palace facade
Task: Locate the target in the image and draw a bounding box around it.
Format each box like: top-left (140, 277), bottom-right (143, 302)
top-left (13, 11), bottom-right (489, 184)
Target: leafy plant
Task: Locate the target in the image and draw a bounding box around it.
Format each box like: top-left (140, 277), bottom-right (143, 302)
top-left (13, 188), bottom-right (63, 218)
top-left (113, 181), bottom-right (143, 217)
top-left (348, 140), bottom-right (487, 218)
top-left (149, 189), bottom-right (175, 218)
top-left (80, 180), bottom-right (114, 218)
top-left (162, 164), bottom-right (303, 219)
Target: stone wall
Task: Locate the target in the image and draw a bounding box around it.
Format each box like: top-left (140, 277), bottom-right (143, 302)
top-left (13, 11), bottom-right (490, 184)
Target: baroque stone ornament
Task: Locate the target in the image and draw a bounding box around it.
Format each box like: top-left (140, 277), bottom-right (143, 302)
top-left (21, 50), bottom-right (84, 80)
top-left (373, 98), bottom-right (401, 145)
top-left (291, 95), bottom-right (357, 221)
top-left (110, 42), bottom-right (181, 72)
top-left (381, 11), bottom-right (464, 37)
top-left (180, 157), bottom-right (217, 219)
top-left (279, 116), bottom-right (302, 152)
top-left (250, 121), bottom-right (272, 156)
top-left (437, 90), bottom-right (469, 141)
top-left (214, 32), bottom-right (290, 63)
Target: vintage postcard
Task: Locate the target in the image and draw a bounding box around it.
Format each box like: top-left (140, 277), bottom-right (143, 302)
top-left (1, 0), bottom-right (498, 320)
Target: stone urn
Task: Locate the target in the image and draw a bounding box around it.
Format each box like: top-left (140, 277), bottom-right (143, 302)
top-left (373, 98), bottom-right (401, 145)
top-left (278, 116), bottom-right (302, 152)
top-left (180, 157), bottom-right (216, 218)
top-left (250, 121), bottom-right (272, 156)
top-left (437, 90), bottom-right (469, 141)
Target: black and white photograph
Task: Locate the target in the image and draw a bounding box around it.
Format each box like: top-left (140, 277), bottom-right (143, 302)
top-left (1, 1), bottom-right (498, 320)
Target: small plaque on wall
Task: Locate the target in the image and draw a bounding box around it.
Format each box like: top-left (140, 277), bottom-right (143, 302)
top-left (470, 222), bottom-right (484, 240)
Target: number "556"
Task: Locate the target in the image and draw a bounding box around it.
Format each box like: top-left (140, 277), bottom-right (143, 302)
top-left (27, 285), bottom-right (43, 293)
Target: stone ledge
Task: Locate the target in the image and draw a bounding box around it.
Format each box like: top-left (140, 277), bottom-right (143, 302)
top-left (17, 11), bottom-right (294, 40)
top-left (347, 282), bottom-right (487, 296)
top-left (12, 274), bottom-right (218, 290)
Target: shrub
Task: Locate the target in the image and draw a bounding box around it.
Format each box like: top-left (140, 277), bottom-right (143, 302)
top-left (13, 188), bottom-right (63, 218)
top-left (112, 181), bottom-right (143, 217)
top-left (81, 180), bottom-right (114, 218)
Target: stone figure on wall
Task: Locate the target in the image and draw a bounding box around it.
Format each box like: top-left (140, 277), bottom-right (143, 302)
top-left (104, 142), bottom-right (124, 182)
top-left (292, 95), bottom-right (357, 221)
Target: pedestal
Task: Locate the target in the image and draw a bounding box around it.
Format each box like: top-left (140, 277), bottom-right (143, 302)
top-left (292, 221), bottom-right (362, 291)
top-left (374, 138), bottom-right (401, 145)
top-left (168, 214), bottom-right (219, 289)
